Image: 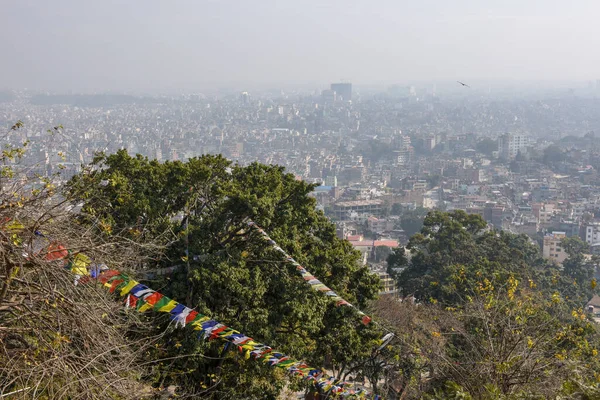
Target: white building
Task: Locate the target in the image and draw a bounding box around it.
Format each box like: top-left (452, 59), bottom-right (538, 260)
top-left (585, 223), bottom-right (600, 245)
top-left (375, 271), bottom-right (398, 295)
top-left (499, 133), bottom-right (529, 160)
top-left (394, 148), bottom-right (413, 167)
top-left (324, 175), bottom-right (338, 187)
top-left (543, 231), bottom-right (568, 264)
top-left (367, 216), bottom-right (395, 233)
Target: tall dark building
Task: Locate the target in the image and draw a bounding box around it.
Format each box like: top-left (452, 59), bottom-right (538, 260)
top-left (330, 83), bottom-right (352, 101)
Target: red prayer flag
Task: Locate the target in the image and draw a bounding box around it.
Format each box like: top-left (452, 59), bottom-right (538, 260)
top-left (45, 243), bottom-right (68, 261)
top-left (185, 310), bottom-right (199, 324)
top-left (143, 292), bottom-right (163, 306)
top-left (98, 270), bottom-right (121, 284)
top-left (109, 279), bottom-right (124, 293)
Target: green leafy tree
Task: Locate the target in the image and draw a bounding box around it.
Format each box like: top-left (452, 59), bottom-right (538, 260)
top-left (373, 245), bottom-right (392, 263)
top-left (365, 210), bottom-right (600, 399)
top-left (67, 150), bottom-right (382, 398)
top-left (399, 207), bottom-right (429, 238)
top-left (476, 138), bottom-right (498, 156)
top-left (390, 203), bottom-right (403, 216)
top-left (374, 240), bottom-right (600, 399)
top-left (397, 210), bottom-right (555, 306)
top-left (561, 236), bottom-right (591, 279)
top-left (557, 237), bottom-right (598, 306)
top-left (386, 247), bottom-right (408, 279)
top-left (543, 144), bottom-right (565, 165)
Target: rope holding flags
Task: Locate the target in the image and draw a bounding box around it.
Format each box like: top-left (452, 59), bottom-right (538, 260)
top-left (246, 221), bottom-right (372, 325)
top-left (5, 219), bottom-right (383, 398)
top-left (94, 269), bottom-right (381, 399)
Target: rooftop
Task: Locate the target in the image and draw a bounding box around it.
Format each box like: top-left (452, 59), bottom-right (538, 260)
top-left (349, 240), bottom-right (400, 248)
top-left (335, 199), bottom-right (383, 207)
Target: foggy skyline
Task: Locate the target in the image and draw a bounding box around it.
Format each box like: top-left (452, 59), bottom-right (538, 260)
top-left (2, 0), bottom-right (600, 93)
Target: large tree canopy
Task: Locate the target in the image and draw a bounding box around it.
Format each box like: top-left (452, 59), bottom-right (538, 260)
top-left (394, 207), bottom-right (428, 238)
top-left (374, 210), bottom-right (600, 398)
top-left (395, 210), bottom-right (598, 308)
top-left (67, 150), bottom-right (382, 398)
top-left (542, 144), bottom-right (566, 165)
top-left (475, 137), bottom-right (498, 156)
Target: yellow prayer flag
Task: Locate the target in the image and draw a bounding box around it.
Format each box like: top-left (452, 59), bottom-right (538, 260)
top-left (241, 341), bottom-right (259, 351)
top-left (120, 280), bottom-right (139, 296)
top-left (72, 253), bottom-right (91, 275)
top-left (190, 316), bottom-right (211, 329)
top-left (157, 300), bottom-right (178, 313)
top-left (73, 253), bottom-right (91, 267)
top-left (138, 302), bottom-right (154, 312)
top-left (5, 220), bottom-right (24, 232)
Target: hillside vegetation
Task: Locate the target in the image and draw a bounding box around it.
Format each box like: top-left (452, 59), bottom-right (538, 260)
top-left (2, 132), bottom-right (600, 398)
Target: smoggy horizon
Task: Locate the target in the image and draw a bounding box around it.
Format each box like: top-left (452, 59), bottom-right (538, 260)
top-left (2, 1), bottom-right (600, 93)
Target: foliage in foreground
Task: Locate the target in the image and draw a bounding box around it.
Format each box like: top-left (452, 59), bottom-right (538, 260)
top-left (0, 143), bottom-right (160, 398)
top-left (6, 117), bottom-right (600, 399)
top-left (67, 150), bottom-right (383, 398)
top-left (375, 210), bottom-right (600, 399)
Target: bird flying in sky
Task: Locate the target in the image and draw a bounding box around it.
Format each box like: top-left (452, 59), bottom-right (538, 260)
top-left (457, 81), bottom-right (470, 88)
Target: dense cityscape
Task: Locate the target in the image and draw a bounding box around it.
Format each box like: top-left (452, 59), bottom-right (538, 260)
top-left (3, 83), bottom-right (600, 299)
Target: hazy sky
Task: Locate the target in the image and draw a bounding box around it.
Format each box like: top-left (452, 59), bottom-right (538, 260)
top-left (1, 0), bottom-right (599, 92)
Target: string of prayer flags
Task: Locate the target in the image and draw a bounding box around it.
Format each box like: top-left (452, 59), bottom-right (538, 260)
top-left (12, 224), bottom-right (382, 397)
top-left (94, 269), bottom-right (380, 399)
top-left (246, 221), bottom-right (372, 325)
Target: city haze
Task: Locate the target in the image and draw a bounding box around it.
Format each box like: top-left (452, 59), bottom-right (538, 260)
top-left (2, 0), bottom-right (600, 93)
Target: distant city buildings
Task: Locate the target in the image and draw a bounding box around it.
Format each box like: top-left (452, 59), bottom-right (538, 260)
top-left (2, 88), bottom-right (600, 290)
top-left (330, 83), bottom-right (352, 102)
top-left (321, 89), bottom-right (336, 103)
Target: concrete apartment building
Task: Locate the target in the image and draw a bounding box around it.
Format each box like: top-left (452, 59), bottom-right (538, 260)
top-left (543, 231), bottom-right (568, 264)
top-left (584, 223), bottom-right (600, 245)
top-left (499, 133), bottom-right (529, 160)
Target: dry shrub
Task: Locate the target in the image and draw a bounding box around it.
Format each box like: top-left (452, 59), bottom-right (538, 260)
top-left (0, 171), bottom-right (165, 399)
